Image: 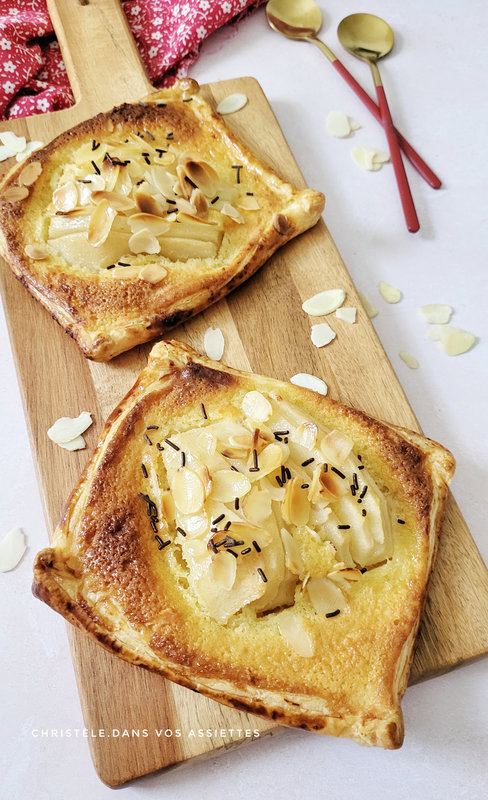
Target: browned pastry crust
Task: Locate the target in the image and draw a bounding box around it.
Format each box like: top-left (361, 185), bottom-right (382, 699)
top-left (0, 79), bottom-right (324, 361)
top-left (32, 341), bottom-right (455, 748)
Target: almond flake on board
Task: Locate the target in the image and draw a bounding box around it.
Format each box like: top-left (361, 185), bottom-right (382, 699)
top-left (0, 528), bottom-right (26, 572)
top-left (47, 411), bottom-right (93, 450)
top-left (399, 351), bottom-right (419, 369)
top-left (302, 289), bottom-right (345, 316)
top-left (203, 326), bottom-right (225, 361)
top-left (335, 307), bottom-right (357, 324)
top-left (311, 322), bottom-right (336, 348)
top-left (378, 281), bottom-right (402, 303)
top-left (419, 304), bottom-right (453, 325)
top-left (216, 93), bottom-right (248, 115)
top-left (427, 325), bottom-right (476, 356)
top-left (290, 373), bottom-right (328, 396)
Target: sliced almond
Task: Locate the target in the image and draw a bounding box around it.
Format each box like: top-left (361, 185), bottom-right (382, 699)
top-left (0, 131), bottom-right (26, 153)
top-left (24, 244), bottom-right (48, 260)
top-left (241, 391), bottom-right (272, 422)
top-left (427, 325), bottom-right (476, 356)
top-left (326, 110), bottom-right (355, 138)
top-left (419, 303), bottom-right (453, 324)
top-left (311, 322), bottom-right (336, 348)
top-left (203, 326), bottom-right (224, 361)
top-left (2, 185), bottom-right (29, 203)
top-left (128, 213), bottom-right (171, 236)
top-left (171, 468), bottom-right (205, 514)
top-left (290, 374), bottom-right (328, 396)
top-left (220, 202), bottom-right (244, 224)
top-left (302, 289), bottom-right (345, 316)
top-left (210, 469), bottom-right (251, 503)
top-left (91, 190), bottom-right (135, 211)
top-left (319, 430), bottom-right (353, 463)
top-left (335, 307), bottom-right (357, 324)
top-left (277, 614), bottom-right (314, 657)
top-left (18, 161), bottom-right (42, 187)
top-left (87, 199), bottom-right (117, 246)
top-left (307, 576), bottom-right (347, 615)
top-left (129, 228), bottom-right (161, 255)
top-left (138, 263), bottom-right (167, 284)
top-left (399, 351), bottom-right (419, 369)
top-left (236, 195), bottom-right (260, 210)
top-left (241, 486), bottom-right (272, 524)
top-left (134, 190), bottom-right (164, 216)
top-left (180, 158), bottom-right (219, 197)
top-left (308, 463), bottom-right (349, 504)
top-left (53, 181), bottom-right (78, 212)
top-left (0, 528), bottom-right (27, 573)
top-left (208, 551), bottom-right (237, 592)
top-left (281, 478), bottom-right (310, 527)
top-left (254, 443), bottom-right (285, 478)
top-left (291, 422), bottom-right (318, 450)
top-left (272, 213), bottom-right (291, 235)
top-left (160, 490), bottom-right (176, 522)
top-left (216, 93), bottom-right (248, 115)
top-left (358, 292), bottom-right (379, 319)
top-left (352, 146), bottom-right (389, 171)
top-left (190, 188), bottom-right (209, 218)
top-left (110, 266), bottom-right (141, 279)
top-left (378, 281), bottom-right (402, 303)
top-left (280, 527), bottom-right (305, 574)
top-left (47, 411), bottom-right (93, 444)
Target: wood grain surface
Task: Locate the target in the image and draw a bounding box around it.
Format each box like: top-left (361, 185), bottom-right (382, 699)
top-left (1, 0), bottom-right (487, 787)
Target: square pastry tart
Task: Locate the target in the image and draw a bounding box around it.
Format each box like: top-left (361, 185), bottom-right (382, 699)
top-left (33, 341), bottom-right (455, 748)
top-left (0, 79), bottom-right (324, 361)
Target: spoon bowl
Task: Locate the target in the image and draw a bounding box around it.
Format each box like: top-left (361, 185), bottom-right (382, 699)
top-left (337, 13), bottom-right (394, 64)
top-left (266, 0), bottom-right (322, 41)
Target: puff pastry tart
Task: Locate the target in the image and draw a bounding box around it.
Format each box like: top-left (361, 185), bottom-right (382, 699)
top-left (0, 79), bottom-right (324, 361)
top-left (33, 341), bottom-right (454, 748)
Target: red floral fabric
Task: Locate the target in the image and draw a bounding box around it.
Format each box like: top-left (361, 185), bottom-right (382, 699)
top-left (0, 0), bottom-right (266, 120)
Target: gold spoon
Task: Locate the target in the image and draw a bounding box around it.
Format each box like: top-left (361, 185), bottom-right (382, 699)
top-left (337, 13), bottom-right (419, 232)
top-left (266, 0), bottom-right (440, 191)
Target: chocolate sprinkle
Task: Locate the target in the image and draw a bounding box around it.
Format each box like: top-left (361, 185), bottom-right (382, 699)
top-left (91, 160), bottom-right (100, 174)
top-left (226, 549), bottom-right (239, 558)
top-left (252, 540), bottom-right (261, 553)
top-left (257, 567), bottom-right (267, 583)
top-left (201, 403), bottom-right (207, 419)
top-left (240, 547), bottom-right (252, 555)
top-left (301, 457), bottom-right (314, 467)
top-left (212, 513), bottom-right (225, 525)
top-left (147, 425), bottom-right (159, 430)
top-left (232, 164), bottom-right (243, 183)
top-left (143, 433), bottom-right (153, 446)
top-left (164, 439), bottom-right (180, 451)
top-left (325, 609), bottom-right (340, 618)
top-left (141, 463), bottom-right (148, 478)
top-left (331, 467), bottom-right (346, 479)
top-left (397, 519), bottom-right (406, 525)
top-left (337, 524), bottom-right (350, 530)
top-left (176, 527), bottom-right (187, 537)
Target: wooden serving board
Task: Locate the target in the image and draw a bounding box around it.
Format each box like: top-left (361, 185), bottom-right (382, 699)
top-left (1, 0), bottom-right (488, 787)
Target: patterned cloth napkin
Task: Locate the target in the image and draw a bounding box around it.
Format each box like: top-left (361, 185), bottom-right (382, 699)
top-left (0, 0), bottom-right (266, 120)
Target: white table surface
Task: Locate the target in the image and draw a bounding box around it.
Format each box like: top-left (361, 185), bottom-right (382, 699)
top-left (1, 1), bottom-right (487, 797)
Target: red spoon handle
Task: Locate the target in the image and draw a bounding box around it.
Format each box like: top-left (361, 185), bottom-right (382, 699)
top-left (332, 59), bottom-right (441, 189)
top-left (375, 84), bottom-right (420, 233)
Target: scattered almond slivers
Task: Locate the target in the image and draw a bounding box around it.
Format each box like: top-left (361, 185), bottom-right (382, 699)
top-left (358, 292), bottom-right (378, 319)
top-left (203, 326), bottom-right (225, 361)
top-left (0, 527), bottom-right (27, 573)
top-left (25, 244), bottom-right (48, 260)
top-left (216, 93), bottom-right (248, 115)
top-left (352, 146), bottom-right (390, 171)
top-left (307, 576), bottom-right (347, 616)
top-left (427, 325), bottom-right (476, 356)
top-left (290, 373), bottom-right (328, 396)
top-left (326, 110), bottom-right (361, 138)
top-left (419, 304), bottom-right (453, 324)
top-left (311, 322), bottom-right (336, 348)
top-left (241, 391), bottom-right (272, 422)
top-left (47, 411), bottom-right (93, 451)
top-left (129, 228), bottom-right (161, 255)
top-left (277, 613), bottom-right (314, 658)
top-left (335, 307), bottom-right (357, 324)
top-left (399, 351), bottom-right (419, 369)
top-left (378, 281), bottom-right (402, 304)
top-left (18, 161), bottom-right (42, 187)
top-left (302, 288), bottom-right (345, 316)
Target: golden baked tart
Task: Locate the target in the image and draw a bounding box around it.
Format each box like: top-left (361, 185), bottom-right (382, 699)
top-left (33, 341), bottom-right (454, 748)
top-left (0, 79), bottom-right (324, 361)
